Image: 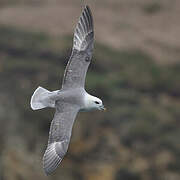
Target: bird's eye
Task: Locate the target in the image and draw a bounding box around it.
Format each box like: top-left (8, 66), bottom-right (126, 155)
top-left (95, 101), bottom-right (100, 104)
top-left (85, 56), bottom-right (90, 62)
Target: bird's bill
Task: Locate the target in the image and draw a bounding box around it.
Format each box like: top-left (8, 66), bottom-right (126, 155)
top-left (100, 105), bottom-right (106, 111)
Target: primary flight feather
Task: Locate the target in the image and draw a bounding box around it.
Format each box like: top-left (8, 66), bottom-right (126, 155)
top-left (30, 5), bottom-right (105, 175)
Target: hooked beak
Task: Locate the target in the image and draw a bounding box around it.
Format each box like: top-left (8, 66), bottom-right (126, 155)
top-left (100, 105), bottom-right (106, 111)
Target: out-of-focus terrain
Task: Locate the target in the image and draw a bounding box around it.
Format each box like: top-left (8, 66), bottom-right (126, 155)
top-left (0, 0), bottom-right (180, 180)
top-left (0, 0), bottom-right (180, 63)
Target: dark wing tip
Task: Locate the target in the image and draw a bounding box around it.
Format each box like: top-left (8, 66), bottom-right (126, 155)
top-left (85, 5), bottom-right (90, 9)
top-left (85, 5), bottom-right (93, 22)
top-left (43, 143), bottom-right (62, 175)
top-left (73, 5), bottom-right (94, 51)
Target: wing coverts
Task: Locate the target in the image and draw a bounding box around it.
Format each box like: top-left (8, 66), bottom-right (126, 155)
top-left (62, 5), bottom-right (94, 89)
top-left (43, 101), bottom-right (79, 175)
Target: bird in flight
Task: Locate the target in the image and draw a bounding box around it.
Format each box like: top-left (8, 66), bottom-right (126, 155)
top-left (30, 5), bottom-right (105, 175)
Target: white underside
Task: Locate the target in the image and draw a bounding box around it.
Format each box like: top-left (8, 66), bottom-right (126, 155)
top-left (31, 87), bottom-right (101, 111)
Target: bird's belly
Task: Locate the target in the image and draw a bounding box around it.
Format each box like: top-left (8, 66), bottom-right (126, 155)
top-left (79, 107), bottom-right (96, 112)
top-left (57, 88), bottom-right (85, 107)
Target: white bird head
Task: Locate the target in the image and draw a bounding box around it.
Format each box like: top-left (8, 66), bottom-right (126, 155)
top-left (84, 93), bottom-right (106, 111)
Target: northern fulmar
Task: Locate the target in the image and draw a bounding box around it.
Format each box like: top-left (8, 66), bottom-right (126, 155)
top-left (30, 5), bottom-right (105, 175)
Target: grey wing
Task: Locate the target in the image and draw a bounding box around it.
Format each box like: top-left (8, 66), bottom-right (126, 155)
top-left (43, 101), bottom-right (80, 175)
top-left (62, 5), bottom-right (94, 89)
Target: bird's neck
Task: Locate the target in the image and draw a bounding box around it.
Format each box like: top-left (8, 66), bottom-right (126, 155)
top-left (82, 93), bottom-right (96, 111)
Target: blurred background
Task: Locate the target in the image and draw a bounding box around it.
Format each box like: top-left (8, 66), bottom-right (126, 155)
top-left (0, 0), bottom-right (180, 180)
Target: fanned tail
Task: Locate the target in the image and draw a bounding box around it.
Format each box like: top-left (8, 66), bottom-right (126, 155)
top-left (30, 86), bottom-right (56, 110)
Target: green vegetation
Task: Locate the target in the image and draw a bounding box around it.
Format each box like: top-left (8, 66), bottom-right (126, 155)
top-left (0, 25), bottom-right (180, 180)
top-left (143, 2), bottom-right (163, 14)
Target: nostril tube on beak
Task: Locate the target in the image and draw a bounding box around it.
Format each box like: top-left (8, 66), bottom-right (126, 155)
top-left (100, 105), bottom-right (106, 111)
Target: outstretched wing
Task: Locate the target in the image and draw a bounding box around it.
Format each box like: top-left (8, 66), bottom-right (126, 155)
top-left (62, 5), bottom-right (94, 89)
top-left (43, 101), bottom-right (80, 175)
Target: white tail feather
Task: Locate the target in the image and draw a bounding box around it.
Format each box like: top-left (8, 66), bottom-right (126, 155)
top-left (30, 86), bottom-right (56, 110)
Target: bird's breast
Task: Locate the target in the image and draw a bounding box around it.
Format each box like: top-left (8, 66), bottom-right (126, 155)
top-left (57, 88), bottom-right (85, 108)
